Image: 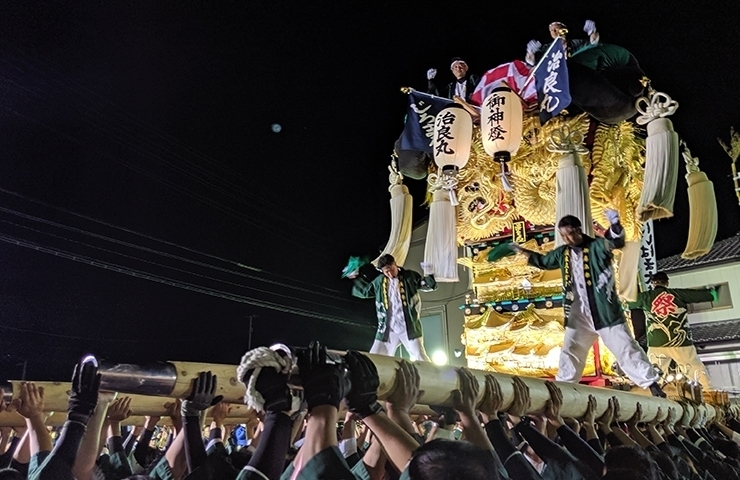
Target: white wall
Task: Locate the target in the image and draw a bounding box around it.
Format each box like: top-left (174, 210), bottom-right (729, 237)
top-left (406, 221), bottom-right (471, 366)
top-left (664, 263), bottom-right (740, 324)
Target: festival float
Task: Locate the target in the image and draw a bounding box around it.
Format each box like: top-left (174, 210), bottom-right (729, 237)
top-left (350, 21), bottom-right (719, 388)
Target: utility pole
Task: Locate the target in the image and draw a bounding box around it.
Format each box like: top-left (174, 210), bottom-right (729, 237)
top-left (246, 315), bottom-right (259, 350)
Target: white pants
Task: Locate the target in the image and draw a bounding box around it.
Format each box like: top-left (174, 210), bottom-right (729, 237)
top-left (370, 329), bottom-right (431, 362)
top-left (648, 345), bottom-right (712, 389)
top-left (556, 322), bottom-right (660, 388)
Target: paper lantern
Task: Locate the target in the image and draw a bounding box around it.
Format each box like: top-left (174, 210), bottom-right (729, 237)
top-left (481, 85), bottom-right (523, 191)
top-left (433, 104), bottom-right (473, 174)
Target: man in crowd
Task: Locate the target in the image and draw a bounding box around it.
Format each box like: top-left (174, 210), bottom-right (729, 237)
top-left (525, 20), bottom-right (600, 66)
top-left (511, 211), bottom-right (666, 397)
top-left (347, 254), bottom-right (436, 362)
top-left (629, 271), bottom-right (716, 389)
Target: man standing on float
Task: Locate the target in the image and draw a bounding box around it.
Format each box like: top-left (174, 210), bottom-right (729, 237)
top-left (347, 254), bottom-right (435, 362)
top-left (511, 211), bottom-right (666, 397)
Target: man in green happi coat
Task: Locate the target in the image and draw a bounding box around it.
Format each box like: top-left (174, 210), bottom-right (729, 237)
top-left (511, 211), bottom-right (665, 397)
top-left (628, 271), bottom-right (715, 389)
top-left (348, 254), bottom-right (437, 362)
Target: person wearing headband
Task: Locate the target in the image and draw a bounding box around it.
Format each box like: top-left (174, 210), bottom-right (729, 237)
top-left (426, 57), bottom-right (480, 103)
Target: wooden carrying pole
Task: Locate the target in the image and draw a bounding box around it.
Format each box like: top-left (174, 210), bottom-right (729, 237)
top-left (3, 352), bottom-right (712, 425)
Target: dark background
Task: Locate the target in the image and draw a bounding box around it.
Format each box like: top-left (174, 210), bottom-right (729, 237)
top-left (0, 1), bottom-right (738, 380)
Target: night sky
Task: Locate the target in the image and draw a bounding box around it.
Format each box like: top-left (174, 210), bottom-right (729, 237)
top-left (1, 1), bottom-right (739, 380)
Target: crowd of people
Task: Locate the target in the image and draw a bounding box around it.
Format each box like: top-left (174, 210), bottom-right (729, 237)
top-left (1, 341), bottom-right (739, 480)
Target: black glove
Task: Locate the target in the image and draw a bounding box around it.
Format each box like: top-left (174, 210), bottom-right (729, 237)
top-left (344, 351), bottom-right (383, 418)
top-left (297, 341), bottom-right (350, 412)
top-left (181, 371), bottom-right (224, 417)
top-left (67, 356), bottom-right (101, 425)
top-left (251, 353), bottom-right (292, 413)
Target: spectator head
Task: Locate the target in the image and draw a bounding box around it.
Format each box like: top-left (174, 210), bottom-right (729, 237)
top-left (715, 438), bottom-right (740, 459)
top-left (0, 470), bottom-right (25, 480)
top-left (408, 439), bottom-right (501, 480)
top-left (649, 451), bottom-right (680, 480)
top-left (605, 446), bottom-right (661, 480)
top-left (602, 470), bottom-right (649, 480)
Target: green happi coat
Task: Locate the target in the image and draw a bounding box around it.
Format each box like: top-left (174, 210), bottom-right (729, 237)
top-left (352, 268), bottom-right (437, 341)
top-left (628, 286), bottom-right (713, 347)
top-left (526, 233), bottom-right (625, 330)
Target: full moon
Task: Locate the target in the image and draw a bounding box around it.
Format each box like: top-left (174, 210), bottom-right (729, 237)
top-left (271, 123), bottom-right (282, 133)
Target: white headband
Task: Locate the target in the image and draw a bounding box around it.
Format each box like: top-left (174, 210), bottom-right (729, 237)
top-left (450, 60), bottom-right (467, 70)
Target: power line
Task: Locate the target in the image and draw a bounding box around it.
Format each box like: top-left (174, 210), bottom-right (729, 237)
top-left (0, 217), bottom-right (355, 312)
top-left (0, 202), bottom-right (356, 304)
top-left (0, 231), bottom-right (373, 330)
top-left (0, 186), bottom-right (346, 295)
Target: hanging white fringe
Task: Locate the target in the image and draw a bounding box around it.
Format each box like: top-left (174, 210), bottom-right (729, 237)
top-left (636, 91), bottom-right (679, 221)
top-left (681, 145), bottom-right (717, 259)
top-left (372, 163), bottom-right (413, 267)
top-left (424, 172), bottom-right (459, 282)
top-left (236, 344), bottom-right (301, 414)
top-left (549, 126), bottom-right (594, 247)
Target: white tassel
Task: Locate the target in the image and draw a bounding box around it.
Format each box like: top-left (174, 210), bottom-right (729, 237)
top-left (372, 184), bottom-right (413, 267)
top-left (636, 91), bottom-right (680, 221)
top-left (549, 127), bottom-right (593, 247)
top-left (424, 189), bottom-right (459, 282)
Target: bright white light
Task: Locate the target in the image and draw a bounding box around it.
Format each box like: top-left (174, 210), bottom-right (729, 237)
top-left (665, 374), bottom-right (675, 383)
top-left (432, 350), bottom-right (448, 365)
top-left (675, 373), bottom-right (684, 381)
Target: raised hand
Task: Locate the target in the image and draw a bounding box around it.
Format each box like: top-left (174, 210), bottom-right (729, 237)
top-left (181, 371), bottom-right (222, 417)
top-left (478, 375), bottom-right (505, 420)
top-left (451, 368), bottom-right (480, 417)
top-left (344, 351), bottom-right (382, 418)
top-left (67, 356), bottom-right (101, 425)
top-left (627, 402), bottom-right (642, 429)
top-left (597, 397), bottom-right (616, 434)
top-left (427, 68), bottom-right (437, 80)
top-left (210, 401), bottom-right (231, 426)
top-left (584, 20), bottom-right (597, 36)
top-left (543, 381), bottom-right (565, 428)
top-left (604, 209), bottom-right (620, 226)
top-left (506, 377), bottom-right (531, 424)
top-left (107, 397), bottom-right (133, 423)
top-left (526, 39), bottom-right (542, 54)
top-left (582, 395), bottom-right (597, 426)
top-left (14, 383), bottom-right (45, 421)
top-left (385, 360), bottom-right (422, 414)
top-left (297, 341), bottom-right (350, 412)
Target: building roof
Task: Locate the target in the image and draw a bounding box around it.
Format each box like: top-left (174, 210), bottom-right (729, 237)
top-left (657, 233), bottom-right (740, 273)
top-left (692, 319), bottom-right (740, 344)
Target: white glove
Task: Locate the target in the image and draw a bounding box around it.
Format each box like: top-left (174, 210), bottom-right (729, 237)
top-left (420, 262), bottom-right (434, 275)
top-left (604, 209), bottom-right (620, 225)
top-left (526, 40), bottom-right (542, 55)
top-left (584, 20), bottom-right (596, 36)
top-left (426, 68), bottom-right (437, 80)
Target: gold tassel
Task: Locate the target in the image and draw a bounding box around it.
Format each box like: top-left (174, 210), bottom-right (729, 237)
top-left (681, 145), bottom-right (717, 259)
top-left (618, 241), bottom-right (641, 302)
